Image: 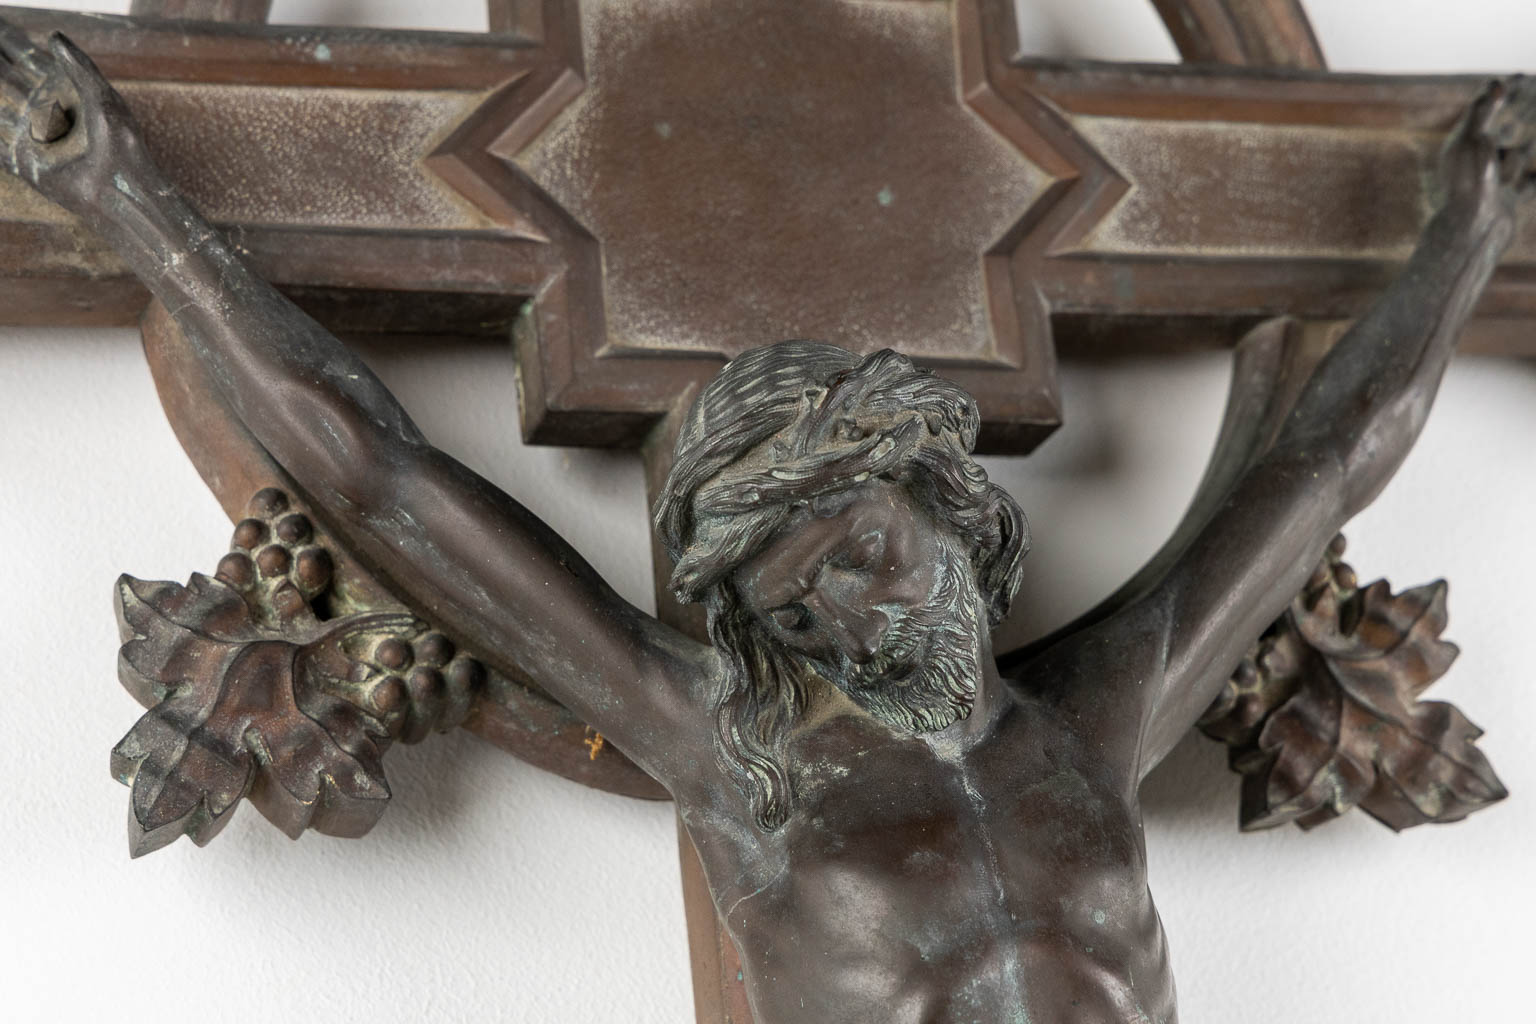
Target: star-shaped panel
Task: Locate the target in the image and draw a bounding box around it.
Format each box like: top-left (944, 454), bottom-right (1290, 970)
top-left (514, 0), bottom-right (1047, 362)
top-left (428, 0), bottom-right (1091, 451)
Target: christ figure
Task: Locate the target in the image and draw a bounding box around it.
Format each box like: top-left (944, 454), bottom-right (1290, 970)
top-left (1, 24), bottom-right (1530, 1024)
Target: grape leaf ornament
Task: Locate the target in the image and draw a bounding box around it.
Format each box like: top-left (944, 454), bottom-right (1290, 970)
top-left (111, 489), bottom-right (487, 856)
top-left (1200, 534), bottom-right (1508, 831)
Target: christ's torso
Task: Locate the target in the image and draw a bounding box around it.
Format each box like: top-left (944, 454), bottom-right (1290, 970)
top-left (683, 692), bottom-right (1175, 1024)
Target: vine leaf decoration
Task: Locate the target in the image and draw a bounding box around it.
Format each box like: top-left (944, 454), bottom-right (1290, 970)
top-left (112, 575), bottom-right (402, 854)
top-left (111, 489), bottom-right (487, 857)
top-left (1200, 534), bottom-right (1508, 832)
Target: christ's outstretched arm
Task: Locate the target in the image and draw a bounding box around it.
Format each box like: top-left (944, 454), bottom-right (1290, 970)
top-left (1026, 79), bottom-right (1534, 780)
top-left (0, 24), bottom-right (720, 796)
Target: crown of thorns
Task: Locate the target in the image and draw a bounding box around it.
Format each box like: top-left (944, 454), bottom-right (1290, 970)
top-left (690, 379), bottom-right (952, 518)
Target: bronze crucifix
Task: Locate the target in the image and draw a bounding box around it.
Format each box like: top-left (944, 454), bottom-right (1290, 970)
top-left (0, 1), bottom-right (1529, 1021)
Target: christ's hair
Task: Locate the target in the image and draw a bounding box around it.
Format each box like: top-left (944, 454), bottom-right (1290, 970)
top-left (653, 342), bottom-right (1029, 829)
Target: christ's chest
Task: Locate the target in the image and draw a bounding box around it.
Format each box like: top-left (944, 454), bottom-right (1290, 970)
top-left (710, 714), bottom-right (1166, 1022)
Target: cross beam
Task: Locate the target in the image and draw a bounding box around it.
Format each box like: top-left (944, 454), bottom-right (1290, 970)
top-left (3, 1), bottom-right (1531, 457)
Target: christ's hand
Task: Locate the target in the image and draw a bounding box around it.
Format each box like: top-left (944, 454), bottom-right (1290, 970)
top-left (1440, 76), bottom-right (1536, 233)
top-left (0, 21), bottom-right (145, 211)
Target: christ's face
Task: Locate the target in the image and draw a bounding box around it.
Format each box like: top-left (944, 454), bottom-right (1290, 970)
top-left (731, 478), bottom-right (985, 732)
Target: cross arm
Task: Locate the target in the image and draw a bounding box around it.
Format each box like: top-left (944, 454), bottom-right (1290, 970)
top-left (0, 3), bottom-right (559, 334)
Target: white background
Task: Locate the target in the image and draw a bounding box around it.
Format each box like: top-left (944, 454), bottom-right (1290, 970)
top-left (2, 1), bottom-right (1533, 1021)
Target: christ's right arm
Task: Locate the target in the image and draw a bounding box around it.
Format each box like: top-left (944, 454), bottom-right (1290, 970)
top-left (0, 25), bottom-right (721, 795)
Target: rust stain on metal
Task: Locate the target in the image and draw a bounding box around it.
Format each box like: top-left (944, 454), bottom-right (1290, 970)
top-left (585, 727), bottom-right (607, 760)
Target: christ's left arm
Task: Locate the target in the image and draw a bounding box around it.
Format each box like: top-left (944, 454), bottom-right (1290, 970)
top-left (1027, 79), bottom-right (1533, 780)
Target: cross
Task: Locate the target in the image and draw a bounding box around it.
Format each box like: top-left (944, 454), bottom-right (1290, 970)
top-left (5, 1), bottom-right (1532, 443)
top-left (0, 1), bottom-right (1528, 1021)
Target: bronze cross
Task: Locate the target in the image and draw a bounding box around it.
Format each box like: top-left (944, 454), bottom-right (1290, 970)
top-left (0, 1), bottom-right (1528, 1021)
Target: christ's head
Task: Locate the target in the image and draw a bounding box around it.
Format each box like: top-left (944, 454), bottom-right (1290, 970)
top-left (654, 343), bottom-right (1029, 828)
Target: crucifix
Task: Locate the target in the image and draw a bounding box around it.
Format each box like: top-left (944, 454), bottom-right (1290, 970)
top-left (1, 1), bottom-right (1528, 1020)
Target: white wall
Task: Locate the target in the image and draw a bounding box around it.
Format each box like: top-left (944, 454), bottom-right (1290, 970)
top-left (2, 2), bottom-right (1533, 1022)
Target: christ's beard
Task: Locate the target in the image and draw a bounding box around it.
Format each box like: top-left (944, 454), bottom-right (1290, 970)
top-left (826, 554), bottom-right (983, 733)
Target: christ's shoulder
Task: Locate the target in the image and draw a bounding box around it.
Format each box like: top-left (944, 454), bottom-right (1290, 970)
top-left (995, 595), bottom-right (1176, 788)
